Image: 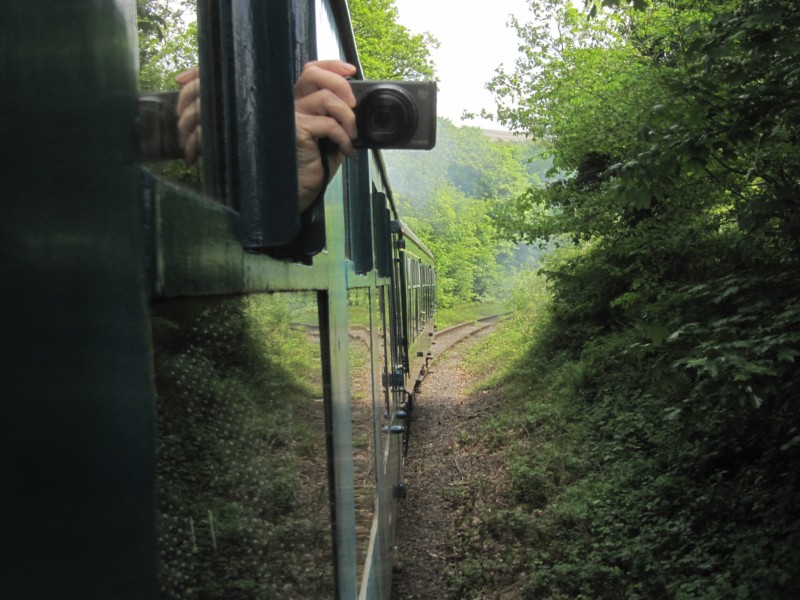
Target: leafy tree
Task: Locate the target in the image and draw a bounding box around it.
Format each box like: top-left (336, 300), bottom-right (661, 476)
top-left (136, 0), bottom-right (439, 87)
top-left (478, 0), bottom-right (800, 596)
top-left (137, 0), bottom-right (197, 91)
top-left (490, 0), bottom-right (800, 397)
top-left (386, 118), bottom-right (544, 210)
top-left (347, 0), bottom-right (439, 80)
top-left (385, 119), bottom-right (545, 306)
top-left (404, 186), bottom-right (507, 308)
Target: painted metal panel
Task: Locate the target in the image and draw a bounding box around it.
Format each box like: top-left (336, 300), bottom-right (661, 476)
top-left (1, 1), bottom-right (157, 597)
top-left (231, 0), bottom-right (300, 247)
top-left (348, 153), bottom-right (375, 274)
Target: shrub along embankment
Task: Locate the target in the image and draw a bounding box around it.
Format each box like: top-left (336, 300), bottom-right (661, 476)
top-left (451, 270), bottom-right (800, 599)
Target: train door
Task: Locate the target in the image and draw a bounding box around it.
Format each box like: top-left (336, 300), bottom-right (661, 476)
top-left (4, 2), bottom-right (158, 597)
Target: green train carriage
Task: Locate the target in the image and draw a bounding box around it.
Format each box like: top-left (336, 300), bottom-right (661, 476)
top-left (2, 0), bottom-right (435, 598)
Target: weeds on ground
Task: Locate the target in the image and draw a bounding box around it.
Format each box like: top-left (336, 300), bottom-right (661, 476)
top-left (436, 300), bottom-right (508, 329)
top-left (447, 271), bottom-right (800, 599)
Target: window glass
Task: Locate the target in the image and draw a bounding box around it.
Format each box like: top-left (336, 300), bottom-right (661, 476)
top-left (137, 1), bottom-right (204, 190)
top-left (152, 292), bottom-right (335, 598)
top-left (377, 287), bottom-right (392, 467)
top-left (348, 288), bottom-right (378, 592)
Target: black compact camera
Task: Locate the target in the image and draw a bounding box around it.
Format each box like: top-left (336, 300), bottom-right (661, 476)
top-left (349, 80), bottom-right (437, 150)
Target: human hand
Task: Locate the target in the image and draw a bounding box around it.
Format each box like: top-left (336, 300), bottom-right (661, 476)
top-left (175, 67), bottom-right (202, 165)
top-left (294, 60), bottom-right (358, 211)
top-left (175, 61), bottom-right (359, 211)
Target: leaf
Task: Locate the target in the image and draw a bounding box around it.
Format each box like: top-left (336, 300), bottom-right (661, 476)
top-left (631, 187), bottom-right (652, 209)
top-left (668, 326), bottom-right (691, 342)
top-left (746, 386), bottom-right (764, 408)
top-left (684, 21), bottom-right (703, 37)
top-left (712, 285), bottom-right (740, 304)
top-left (744, 7), bottom-right (785, 27)
top-left (710, 12), bottom-right (734, 27)
top-left (645, 323), bottom-right (669, 346)
top-left (622, 160), bottom-right (639, 171)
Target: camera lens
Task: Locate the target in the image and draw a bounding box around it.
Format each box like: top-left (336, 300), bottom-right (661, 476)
top-left (356, 85), bottom-right (418, 147)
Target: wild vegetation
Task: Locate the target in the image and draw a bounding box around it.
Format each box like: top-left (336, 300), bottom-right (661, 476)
top-left (445, 0), bottom-right (800, 597)
top-left (347, 0), bottom-right (439, 80)
top-left (385, 120), bottom-right (548, 308)
top-left (136, 0), bottom-right (196, 91)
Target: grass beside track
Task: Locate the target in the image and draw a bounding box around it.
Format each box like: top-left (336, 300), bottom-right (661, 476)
top-left (435, 301), bottom-right (507, 329)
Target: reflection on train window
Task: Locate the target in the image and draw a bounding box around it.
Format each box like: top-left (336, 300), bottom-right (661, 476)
top-left (151, 292), bottom-right (334, 598)
top-left (137, 2), bottom-right (204, 190)
top-left (348, 288), bottom-right (377, 591)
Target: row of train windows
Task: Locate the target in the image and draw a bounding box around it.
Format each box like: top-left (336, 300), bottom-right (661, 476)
top-left (406, 258), bottom-right (436, 337)
top-left (407, 262), bottom-right (435, 288)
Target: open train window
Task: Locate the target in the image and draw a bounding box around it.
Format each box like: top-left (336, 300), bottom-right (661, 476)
top-left (138, 0), bottom-right (315, 254)
top-left (315, 0), bottom-right (346, 60)
top-left (137, 0), bottom-right (385, 265)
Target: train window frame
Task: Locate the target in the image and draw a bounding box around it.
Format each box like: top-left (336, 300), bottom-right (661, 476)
top-left (144, 0), bottom-right (325, 297)
top-left (143, 0), bottom-right (384, 280)
top-left (143, 0), bottom-right (313, 273)
top-left (203, 0), bottom-right (300, 248)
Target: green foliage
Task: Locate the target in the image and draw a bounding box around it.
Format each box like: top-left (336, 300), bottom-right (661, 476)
top-left (452, 281), bottom-right (800, 598)
top-left (347, 0), bottom-right (438, 80)
top-left (136, 0), bottom-right (438, 90)
top-left (660, 271), bottom-right (800, 411)
top-left (404, 186), bottom-right (509, 308)
top-left (462, 271), bottom-right (552, 390)
top-left (489, 0), bottom-right (800, 401)
top-left (137, 0), bottom-right (197, 92)
top-left (386, 119), bottom-right (546, 211)
top-left (445, 0), bottom-right (800, 596)
top-left (386, 119), bottom-right (547, 308)
top-left (136, 1), bottom-right (202, 184)
top-left (435, 300), bottom-right (506, 329)
top-left (586, 0), bottom-right (651, 13)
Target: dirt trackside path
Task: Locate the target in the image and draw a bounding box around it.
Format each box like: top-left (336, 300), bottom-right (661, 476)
top-left (392, 327), bottom-right (513, 599)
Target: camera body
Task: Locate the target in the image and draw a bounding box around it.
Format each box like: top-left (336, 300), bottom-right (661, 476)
top-left (349, 80), bottom-right (437, 150)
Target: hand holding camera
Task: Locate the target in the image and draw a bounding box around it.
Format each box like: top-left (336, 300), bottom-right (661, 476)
top-left (294, 61), bottom-right (360, 210)
top-left (295, 63), bottom-right (437, 208)
top-left (159, 60), bottom-right (436, 210)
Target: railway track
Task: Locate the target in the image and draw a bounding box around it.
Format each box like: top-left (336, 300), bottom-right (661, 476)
top-left (429, 313), bottom-right (509, 361)
top-left (290, 313), bottom-right (508, 589)
top-left (295, 313), bottom-right (509, 359)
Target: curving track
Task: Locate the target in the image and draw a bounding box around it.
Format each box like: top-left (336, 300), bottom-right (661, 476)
top-left (428, 314), bottom-right (508, 362)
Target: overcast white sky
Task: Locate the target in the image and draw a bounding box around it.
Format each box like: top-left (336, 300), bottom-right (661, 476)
top-left (392, 0), bottom-right (532, 130)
